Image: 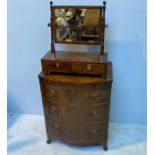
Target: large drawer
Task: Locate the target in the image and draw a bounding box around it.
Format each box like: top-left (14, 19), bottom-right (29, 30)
top-left (42, 84), bottom-right (110, 105)
top-left (44, 99), bottom-right (109, 123)
top-left (47, 119), bottom-right (108, 145)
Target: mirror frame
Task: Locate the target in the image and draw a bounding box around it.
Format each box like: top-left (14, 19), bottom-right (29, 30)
top-left (51, 6), bottom-right (104, 45)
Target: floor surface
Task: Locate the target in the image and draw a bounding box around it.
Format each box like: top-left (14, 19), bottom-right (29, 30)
top-left (7, 113), bottom-right (147, 155)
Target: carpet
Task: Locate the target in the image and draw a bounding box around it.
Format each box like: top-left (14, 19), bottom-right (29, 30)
top-left (7, 113), bottom-right (147, 155)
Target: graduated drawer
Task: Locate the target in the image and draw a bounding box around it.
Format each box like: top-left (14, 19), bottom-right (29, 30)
top-left (48, 119), bottom-right (108, 144)
top-left (44, 100), bottom-right (109, 123)
top-left (42, 84), bottom-right (109, 105)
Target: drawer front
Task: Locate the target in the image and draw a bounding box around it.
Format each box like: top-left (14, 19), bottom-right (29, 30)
top-left (42, 84), bottom-right (109, 105)
top-left (42, 62), bottom-right (72, 73)
top-left (42, 60), bottom-right (106, 75)
top-left (72, 63), bottom-right (106, 74)
top-left (56, 62), bottom-right (72, 72)
top-left (63, 104), bottom-right (109, 123)
top-left (48, 119), bottom-right (108, 144)
top-left (61, 88), bottom-right (109, 105)
top-left (41, 84), bottom-right (110, 123)
top-left (44, 101), bottom-right (109, 123)
top-left (42, 84), bottom-right (72, 105)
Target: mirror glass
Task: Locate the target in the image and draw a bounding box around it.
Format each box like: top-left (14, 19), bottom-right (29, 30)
top-left (54, 7), bottom-right (101, 44)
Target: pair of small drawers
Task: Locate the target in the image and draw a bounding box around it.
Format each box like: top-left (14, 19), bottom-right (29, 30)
top-left (42, 61), bottom-right (106, 75)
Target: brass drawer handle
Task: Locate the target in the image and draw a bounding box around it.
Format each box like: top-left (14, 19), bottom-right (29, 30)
top-left (52, 124), bottom-right (59, 129)
top-left (91, 110), bottom-right (100, 117)
top-left (71, 90), bottom-right (78, 94)
top-left (90, 93), bottom-right (104, 102)
top-left (71, 90), bottom-right (75, 94)
top-left (48, 90), bottom-right (57, 97)
top-left (51, 106), bottom-right (57, 114)
top-left (91, 129), bottom-right (98, 135)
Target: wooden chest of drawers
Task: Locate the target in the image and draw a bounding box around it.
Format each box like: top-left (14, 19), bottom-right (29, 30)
top-left (38, 62), bottom-right (112, 150)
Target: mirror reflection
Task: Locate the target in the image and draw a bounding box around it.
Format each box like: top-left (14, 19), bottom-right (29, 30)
top-left (55, 8), bottom-right (100, 43)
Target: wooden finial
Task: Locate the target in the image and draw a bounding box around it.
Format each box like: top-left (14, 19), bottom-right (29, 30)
top-left (103, 1), bottom-right (106, 7)
top-left (50, 1), bottom-right (53, 6)
top-left (100, 1), bottom-right (107, 56)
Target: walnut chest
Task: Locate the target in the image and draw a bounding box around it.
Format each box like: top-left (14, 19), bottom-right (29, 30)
top-left (38, 1), bottom-right (113, 151)
top-left (38, 62), bottom-right (112, 150)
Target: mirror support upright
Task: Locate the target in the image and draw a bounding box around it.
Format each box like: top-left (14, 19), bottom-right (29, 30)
top-left (50, 1), bottom-right (56, 58)
top-left (100, 1), bottom-right (106, 56)
top-left (48, 1), bottom-right (107, 61)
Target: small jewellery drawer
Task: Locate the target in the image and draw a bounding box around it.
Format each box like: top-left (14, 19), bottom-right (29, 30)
top-left (85, 64), bottom-right (106, 73)
top-left (54, 62), bottom-right (72, 72)
top-left (42, 61), bottom-right (107, 76)
top-left (42, 62), bottom-right (72, 73)
top-left (71, 63), bottom-right (106, 74)
top-left (49, 119), bottom-right (108, 144)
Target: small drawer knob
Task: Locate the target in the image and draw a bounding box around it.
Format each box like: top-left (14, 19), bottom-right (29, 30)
top-left (87, 64), bottom-right (91, 71)
top-left (56, 63), bottom-right (60, 69)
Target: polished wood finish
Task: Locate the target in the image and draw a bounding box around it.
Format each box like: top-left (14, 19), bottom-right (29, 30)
top-left (52, 6), bottom-right (103, 44)
top-left (48, 2), bottom-right (107, 55)
top-left (39, 1), bottom-right (112, 151)
top-left (41, 51), bottom-right (108, 76)
top-left (46, 2), bottom-right (108, 76)
top-left (38, 62), bottom-right (112, 150)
